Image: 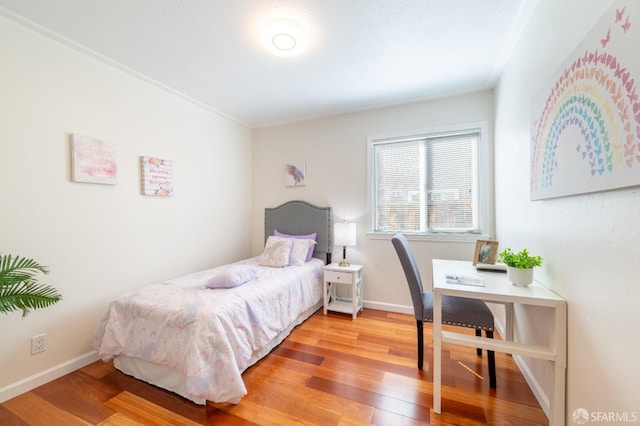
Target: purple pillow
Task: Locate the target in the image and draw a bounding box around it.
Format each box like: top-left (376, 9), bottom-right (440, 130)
top-left (274, 229), bottom-right (317, 262)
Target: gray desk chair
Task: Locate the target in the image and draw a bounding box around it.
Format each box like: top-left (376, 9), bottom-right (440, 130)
top-left (391, 234), bottom-right (497, 388)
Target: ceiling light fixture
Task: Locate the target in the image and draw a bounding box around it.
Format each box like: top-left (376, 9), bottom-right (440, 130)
top-left (261, 18), bottom-right (307, 57)
top-left (272, 33), bottom-right (296, 51)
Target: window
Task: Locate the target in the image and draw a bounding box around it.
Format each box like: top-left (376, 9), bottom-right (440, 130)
top-left (368, 123), bottom-right (488, 237)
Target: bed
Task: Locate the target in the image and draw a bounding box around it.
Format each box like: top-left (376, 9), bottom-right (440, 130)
top-left (93, 200), bottom-right (332, 404)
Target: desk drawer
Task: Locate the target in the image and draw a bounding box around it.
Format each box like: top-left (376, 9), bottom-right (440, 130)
top-left (325, 270), bottom-right (353, 284)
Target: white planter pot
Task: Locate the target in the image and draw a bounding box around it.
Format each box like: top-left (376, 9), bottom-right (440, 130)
top-left (506, 266), bottom-right (534, 286)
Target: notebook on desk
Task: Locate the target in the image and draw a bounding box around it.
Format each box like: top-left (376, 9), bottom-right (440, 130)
top-left (475, 262), bottom-right (507, 272)
top-left (445, 274), bottom-right (485, 287)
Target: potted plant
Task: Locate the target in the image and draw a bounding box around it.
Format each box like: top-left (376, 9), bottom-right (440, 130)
top-left (0, 254), bottom-right (62, 317)
top-left (498, 247), bottom-right (543, 286)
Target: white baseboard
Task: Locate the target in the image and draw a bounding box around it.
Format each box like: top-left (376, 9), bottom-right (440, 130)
top-left (512, 354), bottom-right (551, 418)
top-left (363, 300), bottom-right (414, 315)
top-left (0, 351), bottom-right (100, 404)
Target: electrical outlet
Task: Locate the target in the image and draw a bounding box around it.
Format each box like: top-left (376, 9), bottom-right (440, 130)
top-left (31, 334), bottom-right (46, 355)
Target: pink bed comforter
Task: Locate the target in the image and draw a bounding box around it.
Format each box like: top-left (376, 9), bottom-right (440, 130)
top-left (93, 257), bottom-right (323, 403)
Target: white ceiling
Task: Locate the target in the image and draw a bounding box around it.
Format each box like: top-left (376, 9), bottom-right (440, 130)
top-left (0, 0), bottom-right (532, 128)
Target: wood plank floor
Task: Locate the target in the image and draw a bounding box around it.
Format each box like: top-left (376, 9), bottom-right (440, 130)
top-left (0, 309), bottom-right (548, 425)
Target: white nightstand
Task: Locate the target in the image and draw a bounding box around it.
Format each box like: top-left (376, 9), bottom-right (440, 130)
top-left (323, 263), bottom-right (364, 319)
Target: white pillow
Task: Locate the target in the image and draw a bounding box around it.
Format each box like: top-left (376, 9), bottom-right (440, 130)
top-left (205, 265), bottom-right (256, 289)
top-left (259, 236), bottom-right (293, 267)
top-left (289, 239), bottom-right (317, 266)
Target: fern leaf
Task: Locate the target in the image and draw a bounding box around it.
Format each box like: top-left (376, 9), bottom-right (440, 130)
top-left (0, 254), bottom-right (60, 317)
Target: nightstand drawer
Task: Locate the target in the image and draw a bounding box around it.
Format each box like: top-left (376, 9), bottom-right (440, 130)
top-left (324, 270), bottom-right (354, 284)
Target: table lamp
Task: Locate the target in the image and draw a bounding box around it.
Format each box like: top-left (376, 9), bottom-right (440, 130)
top-left (334, 221), bottom-right (356, 267)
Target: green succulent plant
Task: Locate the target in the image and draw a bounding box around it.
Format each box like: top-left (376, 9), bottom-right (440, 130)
top-left (0, 254), bottom-right (62, 317)
top-left (498, 248), bottom-right (543, 269)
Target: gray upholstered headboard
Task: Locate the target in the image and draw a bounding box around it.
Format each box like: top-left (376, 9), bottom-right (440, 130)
top-left (265, 200), bottom-right (333, 264)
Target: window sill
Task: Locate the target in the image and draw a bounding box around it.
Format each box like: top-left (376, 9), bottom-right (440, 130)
top-left (367, 232), bottom-right (492, 243)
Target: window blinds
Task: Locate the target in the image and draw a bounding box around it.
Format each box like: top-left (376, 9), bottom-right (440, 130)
top-left (372, 129), bottom-right (480, 233)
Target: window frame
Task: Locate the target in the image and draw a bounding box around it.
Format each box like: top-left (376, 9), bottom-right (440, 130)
top-left (367, 121), bottom-right (491, 242)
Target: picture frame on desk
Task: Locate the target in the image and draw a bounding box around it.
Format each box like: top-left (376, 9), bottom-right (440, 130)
top-left (472, 240), bottom-right (499, 266)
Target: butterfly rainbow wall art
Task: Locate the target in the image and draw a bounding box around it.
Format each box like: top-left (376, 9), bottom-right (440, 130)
top-left (530, 1), bottom-right (640, 200)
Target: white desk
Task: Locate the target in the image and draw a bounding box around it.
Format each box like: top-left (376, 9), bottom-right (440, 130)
top-left (432, 259), bottom-right (567, 425)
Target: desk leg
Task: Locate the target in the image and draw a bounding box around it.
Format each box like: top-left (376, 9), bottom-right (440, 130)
top-left (551, 364), bottom-right (567, 426)
top-left (551, 303), bottom-right (567, 425)
top-left (433, 291), bottom-right (442, 414)
top-left (505, 302), bottom-right (514, 342)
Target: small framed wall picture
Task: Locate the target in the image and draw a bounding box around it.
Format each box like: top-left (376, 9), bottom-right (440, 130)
top-left (70, 133), bottom-right (118, 185)
top-left (473, 240), bottom-right (499, 266)
top-left (284, 162), bottom-right (306, 187)
top-left (140, 156), bottom-right (174, 196)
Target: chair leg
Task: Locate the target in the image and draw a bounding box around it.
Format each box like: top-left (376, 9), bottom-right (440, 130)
top-left (486, 330), bottom-right (496, 388)
top-left (475, 328), bottom-right (482, 356)
top-left (417, 320), bottom-right (424, 370)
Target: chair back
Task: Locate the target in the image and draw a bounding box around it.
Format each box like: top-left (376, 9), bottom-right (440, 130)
top-left (391, 234), bottom-right (425, 320)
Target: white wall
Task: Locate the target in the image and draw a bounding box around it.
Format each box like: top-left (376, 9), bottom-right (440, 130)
top-left (252, 90), bottom-right (495, 310)
top-left (8, 2), bottom-right (636, 420)
top-left (0, 16), bottom-right (252, 400)
top-left (495, 0), bottom-right (640, 421)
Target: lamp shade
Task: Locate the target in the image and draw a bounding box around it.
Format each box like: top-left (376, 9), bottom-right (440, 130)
top-left (334, 222), bottom-right (356, 246)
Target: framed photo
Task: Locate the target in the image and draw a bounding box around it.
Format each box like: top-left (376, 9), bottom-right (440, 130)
top-left (473, 240), bottom-right (499, 266)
